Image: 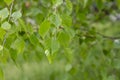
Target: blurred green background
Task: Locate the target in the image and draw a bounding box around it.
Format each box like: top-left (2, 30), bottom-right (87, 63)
top-left (0, 0), bottom-right (120, 80)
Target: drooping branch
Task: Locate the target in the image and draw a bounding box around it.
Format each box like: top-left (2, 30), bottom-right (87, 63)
top-left (96, 32), bottom-right (120, 40)
top-left (79, 27), bottom-right (120, 40)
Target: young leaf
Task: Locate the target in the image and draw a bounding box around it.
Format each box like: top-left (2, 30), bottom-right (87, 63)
top-left (39, 20), bottom-right (51, 38)
top-left (4, 0), bottom-right (13, 6)
top-left (1, 21), bottom-right (11, 30)
top-left (11, 10), bottom-right (22, 21)
top-left (0, 8), bottom-right (9, 21)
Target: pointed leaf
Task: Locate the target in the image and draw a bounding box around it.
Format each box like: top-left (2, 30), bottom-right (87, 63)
top-left (10, 49), bottom-right (17, 62)
top-left (4, 0), bottom-right (13, 6)
top-left (58, 31), bottom-right (70, 47)
top-left (29, 34), bottom-right (39, 46)
top-left (39, 20), bottom-right (51, 38)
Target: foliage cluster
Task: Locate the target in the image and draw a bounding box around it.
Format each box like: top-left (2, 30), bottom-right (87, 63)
top-left (0, 0), bottom-right (120, 80)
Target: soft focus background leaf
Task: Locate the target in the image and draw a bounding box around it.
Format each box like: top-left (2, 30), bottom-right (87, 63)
top-left (1, 21), bottom-right (11, 30)
top-left (0, 8), bottom-right (9, 21)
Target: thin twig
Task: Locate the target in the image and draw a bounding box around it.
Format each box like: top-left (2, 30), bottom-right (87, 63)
top-left (8, 1), bottom-right (14, 22)
top-left (2, 1), bottom-right (14, 55)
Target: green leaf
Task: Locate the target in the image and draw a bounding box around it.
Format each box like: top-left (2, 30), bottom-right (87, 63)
top-left (58, 31), bottom-right (70, 47)
top-left (10, 49), bottom-right (17, 62)
top-left (39, 20), bottom-right (51, 38)
top-left (29, 34), bottom-right (39, 46)
top-left (0, 8), bottom-right (9, 21)
top-left (51, 38), bottom-right (60, 54)
top-left (0, 28), bottom-right (6, 40)
top-left (45, 37), bottom-right (60, 54)
top-left (11, 38), bottom-right (25, 54)
top-left (11, 10), bottom-right (22, 21)
top-left (1, 21), bottom-right (11, 30)
top-left (65, 0), bottom-right (73, 14)
top-left (0, 67), bottom-right (4, 80)
top-left (4, 0), bottom-right (13, 6)
top-left (0, 45), bottom-right (3, 51)
top-left (61, 14), bottom-right (72, 27)
top-left (49, 14), bottom-right (61, 27)
top-left (44, 37), bottom-right (60, 63)
top-left (52, 0), bottom-right (63, 7)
